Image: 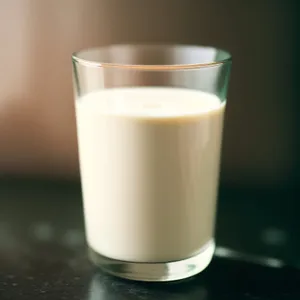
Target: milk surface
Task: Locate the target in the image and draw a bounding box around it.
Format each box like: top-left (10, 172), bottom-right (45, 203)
top-left (76, 87), bottom-right (225, 262)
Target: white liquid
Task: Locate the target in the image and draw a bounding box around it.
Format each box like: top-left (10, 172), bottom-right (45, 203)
top-left (76, 87), bottom-right (225, 262)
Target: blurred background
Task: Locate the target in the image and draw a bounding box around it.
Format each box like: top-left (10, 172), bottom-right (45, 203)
top-left (0, 0), bottom-right (299, 267)
top-left (0, 0), bottom-right (298, 188)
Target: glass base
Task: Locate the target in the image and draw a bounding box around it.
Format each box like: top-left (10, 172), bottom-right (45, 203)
top-left (88, 240), bottom-right (215, 282)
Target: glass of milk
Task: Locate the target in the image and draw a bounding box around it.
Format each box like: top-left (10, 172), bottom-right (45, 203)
top-left (72, 45), bottom-right (232, 282)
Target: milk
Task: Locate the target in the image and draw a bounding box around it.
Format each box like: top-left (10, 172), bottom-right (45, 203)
top-left (75, 87), bottom-right (225, 263)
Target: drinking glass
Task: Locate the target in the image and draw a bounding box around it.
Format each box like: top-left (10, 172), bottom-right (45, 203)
top-left (72, 45), bottom-right (231, 282)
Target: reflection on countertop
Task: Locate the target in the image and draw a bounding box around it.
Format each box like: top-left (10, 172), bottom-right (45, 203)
top-left (0, 178), bottom-right (299, 300)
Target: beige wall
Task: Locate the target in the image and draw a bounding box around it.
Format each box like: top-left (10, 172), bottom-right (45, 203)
top-left (0, 0), bottom-right (296, 186)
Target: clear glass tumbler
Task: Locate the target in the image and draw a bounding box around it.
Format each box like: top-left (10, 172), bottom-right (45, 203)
top-left (72, 45), bottom-right (231, 282)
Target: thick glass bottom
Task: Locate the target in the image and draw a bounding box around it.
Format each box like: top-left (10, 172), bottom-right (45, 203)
top-left (88, 239), bottom-right (215, 282)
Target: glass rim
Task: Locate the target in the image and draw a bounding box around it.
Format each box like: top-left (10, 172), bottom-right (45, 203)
top-left (72, 44), bottom-right (232, 71)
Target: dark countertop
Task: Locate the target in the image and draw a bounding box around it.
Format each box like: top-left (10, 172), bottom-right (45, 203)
top-left (0, 178), bottom-right (299, 299)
